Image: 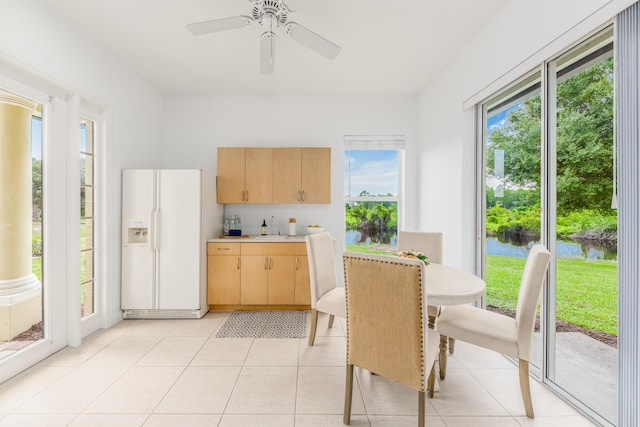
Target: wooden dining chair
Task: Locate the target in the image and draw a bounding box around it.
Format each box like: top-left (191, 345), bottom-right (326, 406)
top-left (397, 231), bottom-right (453, 378)
top-left (342, 252), bottom-right (439, 427)
top-left (305, 232), bottom-right (345, 346)
top-left (436, 244), bottom-right (551, 418)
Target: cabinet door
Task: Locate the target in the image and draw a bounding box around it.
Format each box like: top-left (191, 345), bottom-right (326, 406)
top-left (267, 255), bottom-right (295, 304)
top-left (207, 255), bottom-right (241, 305)
top-left (273, 148), bottom-right (302, 203)
top-left (294, 255), bottom-right (311, 305)
top-left (217, 148), bottom-right (245, 203)
top-left (241, 255), bottom-right (268, 304)
top-left (301, 148), bottom-right (331, 203)
top-left (245, 148), bottom-right (274, 203)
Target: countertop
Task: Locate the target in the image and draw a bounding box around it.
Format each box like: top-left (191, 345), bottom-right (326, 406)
top-left (207, 235), bottom-right (308, 243)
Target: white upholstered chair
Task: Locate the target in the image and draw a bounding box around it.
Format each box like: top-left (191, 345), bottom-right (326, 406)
top-left (397, 231), bottom-right (452, 377)
top-left (342, 252), bottom-right (439, 427)
top-left (305, 232), bottom-right (345, 346)
top-left (436, 244), bottom-right (551, 418)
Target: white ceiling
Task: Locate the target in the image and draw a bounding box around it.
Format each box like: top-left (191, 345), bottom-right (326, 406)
top-left (44, 0), bottom-right (509, 96)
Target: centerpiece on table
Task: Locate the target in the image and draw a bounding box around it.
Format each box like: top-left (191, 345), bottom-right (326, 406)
top-left (397, 250), bottom-right (429, 265)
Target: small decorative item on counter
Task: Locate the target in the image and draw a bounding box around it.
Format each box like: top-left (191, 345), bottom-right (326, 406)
top-left (261, 219), bottom-right (268, 235)
top-left (223, 216), bottom-right (230, 236)
top-left (288, 217), bottom-right (296, 236)
top-left (228, 214), bottom-right (242, 236)
top-left (397, 250), bottom-right (429, 265)
top-left (306, 225), bottom-right (324, 234)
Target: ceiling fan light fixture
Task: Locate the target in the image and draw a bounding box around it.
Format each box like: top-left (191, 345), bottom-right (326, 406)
top-left (260, 31), bottom-right (276, 74)
top-left (187, 0), bottom-right (340, 73)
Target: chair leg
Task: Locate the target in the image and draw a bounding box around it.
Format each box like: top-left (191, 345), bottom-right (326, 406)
top-left (308, 309), bottom-right (319, 346)
top-left (418, 391), bottom-right (425, 427)
top-left (427, 364), bottom-right (436, 398)
top-left (438, 334), bottom-right (448, 380)
top-left (519, 359), bottom-right (535, 418)
top-left (448, 337), bottom-right (456, 354)
top-left (328, 314), bottom-right (335, 328)
top-left (344, 364), bottom-right (354, 425)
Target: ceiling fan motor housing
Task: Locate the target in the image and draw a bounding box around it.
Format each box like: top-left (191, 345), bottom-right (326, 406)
top-left (251, 0), bottom-right (289, 27)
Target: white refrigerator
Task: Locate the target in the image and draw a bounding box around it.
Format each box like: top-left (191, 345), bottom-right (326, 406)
top-left (121, 169), bottom-right (221, 319)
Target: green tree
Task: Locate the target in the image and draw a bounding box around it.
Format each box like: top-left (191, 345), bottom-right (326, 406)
top-left (487, 57), bottom-right (614, 214)
top-left (32, 158), bottom-right (42, 218)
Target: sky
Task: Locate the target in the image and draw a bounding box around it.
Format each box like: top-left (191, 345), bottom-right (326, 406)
top-left (344, 149), bottom-right (399, 197)
top-left (31, 117), bottom-right (42, 160)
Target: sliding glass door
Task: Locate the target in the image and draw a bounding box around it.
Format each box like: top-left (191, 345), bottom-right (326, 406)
top-left (546, 26), bottom-right (616, 424)
top-left (478, 26), bottom-right (617, 425)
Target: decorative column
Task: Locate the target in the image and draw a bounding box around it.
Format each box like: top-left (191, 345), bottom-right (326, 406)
top-left (0, 91), bottom-right (42, 341)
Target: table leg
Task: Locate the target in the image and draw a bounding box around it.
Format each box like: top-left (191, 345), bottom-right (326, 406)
top-left (439, 334), bottom-right (448, 380)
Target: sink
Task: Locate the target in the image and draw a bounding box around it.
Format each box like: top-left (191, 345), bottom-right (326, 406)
top-left (254, 235), bottom-right (289, 240)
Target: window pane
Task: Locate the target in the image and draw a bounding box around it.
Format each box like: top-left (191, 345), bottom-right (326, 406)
top-left (344, 142), bottom-right (402, 255)
top-left (81, 218), bottom-right (94, 250)
top-left (345, 150), bottom-right (399, 197)
top-left (80, 118), bottom-right (96, 318)
top-left (483, 72), bottom-right (543, 373)
top-left (551, 31), bottom-right (617, 423)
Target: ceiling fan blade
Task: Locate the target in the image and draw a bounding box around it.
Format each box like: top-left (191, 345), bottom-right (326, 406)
top-left (187, 16), bottom-right (252, 35)
top-left (260, 32), bottom-right (276, 74)
top-left (285, 22), bottom-right (341, 60)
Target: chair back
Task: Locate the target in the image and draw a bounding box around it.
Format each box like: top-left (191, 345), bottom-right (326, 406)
top-left (305, 232), bottom-right (338, 309)
top-left (397, 231), bottom-right (443, 264)
top-left (515, 244), bottom-right (551, 359)
top-left (343, 252), bottom-right (427, 392)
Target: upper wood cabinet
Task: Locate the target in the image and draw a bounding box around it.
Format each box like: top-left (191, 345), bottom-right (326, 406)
top-left (216, 148), bottom-right (245, 203)
top-left (273, 147), bottom-right (331, 204)
top-left (217, 148), bottom-right (273, 203)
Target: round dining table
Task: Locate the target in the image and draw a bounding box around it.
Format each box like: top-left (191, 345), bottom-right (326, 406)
top-left (423, 263), bottom-right (486, 388)
top-left (424, 263), bottom-right (486, 306)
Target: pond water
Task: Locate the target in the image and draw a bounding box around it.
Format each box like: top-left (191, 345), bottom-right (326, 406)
top-left (346, 229), bottom-right (616, 261)
top-left (346, 229), bottom-right (397, 247)
top-left (487, 234), bottom-right (617, 260)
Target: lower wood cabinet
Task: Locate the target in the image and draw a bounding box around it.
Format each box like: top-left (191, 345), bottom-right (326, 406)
top-left (207, 243), bottom-right (241, 305)
top-left (294, 243), bottom-right (311, 305)
top-left (207, 242), bottom-right (311, 309)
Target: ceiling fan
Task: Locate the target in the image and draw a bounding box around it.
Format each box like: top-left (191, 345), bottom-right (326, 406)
top-left (187, 0), bottom-right (341, 74)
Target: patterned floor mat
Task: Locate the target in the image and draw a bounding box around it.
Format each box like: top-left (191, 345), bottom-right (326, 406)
top-left (215, 310), bottom-right (306, 339)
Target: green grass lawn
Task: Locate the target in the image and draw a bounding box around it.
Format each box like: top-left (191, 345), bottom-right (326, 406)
top-left (343, 244), bottom-right (618, 336)
top-left (32, 256), bottom-right (42, 281)
top-left (345, 244), bottom-right (395, 256)
top-left (487, 255), bottom-right (617, 335)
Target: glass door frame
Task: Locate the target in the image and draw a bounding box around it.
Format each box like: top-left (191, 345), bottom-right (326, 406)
top-left (0, 74), bottom-right (69, 384)
top-left (78, 104), bottom-right (109, 339)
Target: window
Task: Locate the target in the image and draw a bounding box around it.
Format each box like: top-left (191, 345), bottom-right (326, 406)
top-left (344, 136), bottom-right (404, 254)
top-left (80, 118), bottom-right (96, 318)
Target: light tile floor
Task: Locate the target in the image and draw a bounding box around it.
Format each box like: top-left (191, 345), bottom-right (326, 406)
top-left (0, 311), bottom-right (597, 426)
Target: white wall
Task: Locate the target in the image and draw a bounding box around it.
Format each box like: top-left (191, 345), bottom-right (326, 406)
top-left (161, 95), bottom-right (419, 280)
top-left (417, 0), bottom-right (637, 269)
top-left (0, 0), bottom-right (164, 327)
